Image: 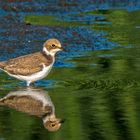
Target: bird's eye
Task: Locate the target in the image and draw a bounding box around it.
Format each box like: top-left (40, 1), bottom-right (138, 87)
top-left (51, 44), bottom-right (56, 48)
top-left (51, 124), bottom-right (55, 127)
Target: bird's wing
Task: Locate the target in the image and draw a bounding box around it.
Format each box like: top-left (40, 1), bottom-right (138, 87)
top-left (1, 95), bottom-right (52, 117)
top-left (2, 52), bottom-right (53, 76)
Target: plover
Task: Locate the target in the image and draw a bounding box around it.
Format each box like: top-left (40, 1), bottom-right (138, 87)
top-left (0, 88), bottom-right (63, 132)
top-left (0, 39), bottom-right (63, 86)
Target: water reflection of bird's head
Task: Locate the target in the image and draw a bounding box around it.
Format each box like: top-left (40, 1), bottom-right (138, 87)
top-left (0, 87), bottom-right (64, 132)
top-left (43, 114), bottom-right (64, 132)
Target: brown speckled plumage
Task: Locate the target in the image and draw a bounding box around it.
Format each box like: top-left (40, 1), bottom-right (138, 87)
top-left (0, 52), bottom-right (53, 76)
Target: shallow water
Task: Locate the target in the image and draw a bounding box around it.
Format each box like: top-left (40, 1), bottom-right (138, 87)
top-left (0, 1), bottom-right (140, 140)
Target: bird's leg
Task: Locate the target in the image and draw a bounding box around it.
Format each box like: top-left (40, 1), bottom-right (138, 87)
top-left (27, 81), bottom-right (31, 87)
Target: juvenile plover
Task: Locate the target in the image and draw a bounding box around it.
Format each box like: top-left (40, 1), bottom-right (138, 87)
top-left (0, 39), bottom-right (63, 86)
top-left (0, 88), bottom-right (63, 132)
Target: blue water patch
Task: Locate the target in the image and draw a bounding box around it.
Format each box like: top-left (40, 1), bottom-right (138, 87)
top-left (0, 23), bottom-right (118, 68)
top-left (34, 79), bottom-right (56, 88)
top-left (0, 8), bottom-right (7, 17)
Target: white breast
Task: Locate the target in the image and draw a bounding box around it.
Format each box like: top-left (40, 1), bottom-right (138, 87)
top-left (6, 63), bottom-right (54, 84)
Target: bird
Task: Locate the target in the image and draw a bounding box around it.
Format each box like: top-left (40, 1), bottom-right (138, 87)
top-left (0, 38), bottom-right (63, 86)
top-left (0, 88), bottom-right (64, 132)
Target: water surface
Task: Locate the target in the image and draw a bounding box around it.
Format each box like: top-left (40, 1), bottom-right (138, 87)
top-left (0, 1), bottom-right (140, 140)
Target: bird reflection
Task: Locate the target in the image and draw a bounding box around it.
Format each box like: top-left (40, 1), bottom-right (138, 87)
top-left (0, 88), bottom-right (63, 132)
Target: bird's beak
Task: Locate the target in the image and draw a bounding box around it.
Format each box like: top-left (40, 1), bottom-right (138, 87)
top-left (60, 47), bottom-right (66, 51)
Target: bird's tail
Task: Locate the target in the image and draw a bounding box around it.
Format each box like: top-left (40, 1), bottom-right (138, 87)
top-left (0, 62), bottom-right (6, 69)
top-left (0, 98), bottom-right (5, 106)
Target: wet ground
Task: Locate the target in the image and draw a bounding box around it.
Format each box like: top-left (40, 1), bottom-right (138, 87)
top-left (0, 0), bottom-right (140, 140)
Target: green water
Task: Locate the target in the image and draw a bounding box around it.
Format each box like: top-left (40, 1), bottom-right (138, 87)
top-left (0, 9), bottom-right (140, 140)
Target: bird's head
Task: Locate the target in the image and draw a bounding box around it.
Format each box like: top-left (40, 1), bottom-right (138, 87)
top-left (43, 39), bottom-right (63, 56)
